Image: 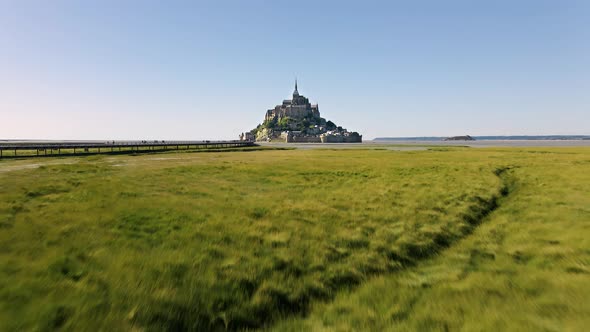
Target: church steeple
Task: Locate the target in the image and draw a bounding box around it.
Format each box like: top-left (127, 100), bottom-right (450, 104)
top-left (293, 79), bottom-right (299, 97)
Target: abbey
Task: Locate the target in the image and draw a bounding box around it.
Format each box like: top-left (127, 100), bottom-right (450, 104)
top-left (242, 81), bottom-right (362, 143)
top-left (264, 81), bottom-right (320, 124)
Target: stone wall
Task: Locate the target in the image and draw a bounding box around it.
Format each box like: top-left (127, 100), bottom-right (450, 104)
top-left (285, 136), bottom-right (322, 143)
top-left (321, 135), bottom-right (363, 143)
top-left (266, 104), bottom-right (314, 123)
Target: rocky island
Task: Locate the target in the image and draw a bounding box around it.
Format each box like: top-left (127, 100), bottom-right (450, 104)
top-left (444, 135), bottom-right (475, 141)
top-left (240, 81), bottom-right (362, 143)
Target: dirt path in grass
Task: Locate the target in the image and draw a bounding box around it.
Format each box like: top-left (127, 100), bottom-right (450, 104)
top-left (271, 168), bottom-right (518, 331)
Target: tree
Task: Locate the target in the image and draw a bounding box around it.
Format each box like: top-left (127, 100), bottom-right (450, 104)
top-left (278, 117), bottom-right (292, 130)
top-left (250, 124), bottom-right (262, 135)
top-left (300, 118), bottom-right (310, 132)
top-left (263, 117), bottom-right (278, 129)
top-left (326, 120), bottom-right (337, 130)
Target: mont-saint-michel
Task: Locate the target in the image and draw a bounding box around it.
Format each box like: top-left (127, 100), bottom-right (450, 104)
top-left (240, 81), bottom-right (362, 143)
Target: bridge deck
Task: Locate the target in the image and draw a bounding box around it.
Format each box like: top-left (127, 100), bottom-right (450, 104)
top-left (0, 140), bottom-right (256, 158)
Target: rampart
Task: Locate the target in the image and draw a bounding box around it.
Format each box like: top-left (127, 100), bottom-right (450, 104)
top-left (321, 135), bottom-right (363, 143)
top-left (285, 136), bottom-right (322, 143)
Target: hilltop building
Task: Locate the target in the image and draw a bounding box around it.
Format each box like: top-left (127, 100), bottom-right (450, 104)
top-left (264, 80), bottom-right (320, 124)
top-left (242, 81), bottom-right (362, 143)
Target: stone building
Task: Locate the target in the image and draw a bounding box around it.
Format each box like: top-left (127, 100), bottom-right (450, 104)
top-left (264, 80), bottom-right (320, 124)
top-left (239, 132), bottom-right (255, 142)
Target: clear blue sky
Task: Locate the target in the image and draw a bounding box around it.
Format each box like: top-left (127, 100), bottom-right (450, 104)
top-left (1, 0), bottom-right (588, 140)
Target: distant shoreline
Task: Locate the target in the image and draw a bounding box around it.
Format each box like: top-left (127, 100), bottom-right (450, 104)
top-left (374, 135), bottom-right (590, 141)
top-left (369, 140), bottom-right (590, 148)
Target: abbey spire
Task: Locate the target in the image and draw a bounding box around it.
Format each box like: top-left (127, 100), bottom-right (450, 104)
top-left (293, 79), bottom-right (299, 97)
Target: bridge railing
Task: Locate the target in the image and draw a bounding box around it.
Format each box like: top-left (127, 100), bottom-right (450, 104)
top-left (0, 140), bottom-right (256, 157)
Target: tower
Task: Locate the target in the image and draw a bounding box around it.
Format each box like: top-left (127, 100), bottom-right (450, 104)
top-left (293, 79), bottom-right (299, 97)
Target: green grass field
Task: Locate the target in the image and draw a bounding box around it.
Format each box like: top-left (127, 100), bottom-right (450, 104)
top-left (0, 147), bottom-right (588, 331)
